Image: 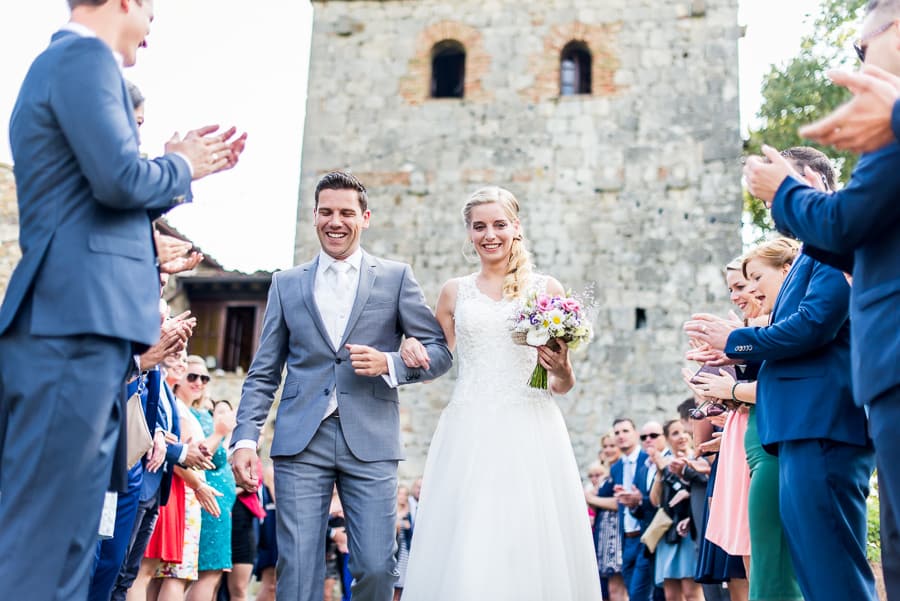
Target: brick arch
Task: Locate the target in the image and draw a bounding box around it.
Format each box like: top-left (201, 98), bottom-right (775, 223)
top-left (523, 21), bottom-right (623, 103)
top-left (399, 20), bottom-right (492, 105)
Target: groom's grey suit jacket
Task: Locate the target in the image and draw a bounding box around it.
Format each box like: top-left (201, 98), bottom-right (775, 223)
top-left (233, 250), bottom-right (452, 462)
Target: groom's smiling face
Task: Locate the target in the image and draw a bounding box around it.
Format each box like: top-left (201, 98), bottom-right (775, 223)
top-left (314, 188), bottom-right (371, 260)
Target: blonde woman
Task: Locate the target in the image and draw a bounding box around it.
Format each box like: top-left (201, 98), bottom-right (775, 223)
top-left (400, 187), bottom-right (601, 600)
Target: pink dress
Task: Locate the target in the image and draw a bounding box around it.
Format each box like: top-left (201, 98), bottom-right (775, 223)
top-left (705, 409), bottom-right (751, 556)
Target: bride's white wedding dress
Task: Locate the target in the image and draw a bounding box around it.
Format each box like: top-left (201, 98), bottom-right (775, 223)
top-left (401, 273), bottom-right (602, 600)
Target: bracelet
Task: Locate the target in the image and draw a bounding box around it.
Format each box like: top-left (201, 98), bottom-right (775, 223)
top-left (731, 381), bottom-right (740, 403)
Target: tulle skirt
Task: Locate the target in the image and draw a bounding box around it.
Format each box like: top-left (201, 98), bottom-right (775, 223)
top-left (401, 397), bottom-right (602, 601)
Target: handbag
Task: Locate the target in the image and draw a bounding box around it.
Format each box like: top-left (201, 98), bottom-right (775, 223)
top-left (640, 507), bottom-right (674, 553)
top-left (126, 376), bottom-right (153, 469)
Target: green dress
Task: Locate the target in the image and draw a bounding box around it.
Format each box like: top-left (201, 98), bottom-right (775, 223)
top-left (745, 405), bottom-right (804, 601)
top-left (191, 408), bottom-right (237, 571)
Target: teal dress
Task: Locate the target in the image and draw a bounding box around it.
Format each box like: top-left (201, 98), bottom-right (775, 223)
top-left (191, 408), bottom-right (237, 571)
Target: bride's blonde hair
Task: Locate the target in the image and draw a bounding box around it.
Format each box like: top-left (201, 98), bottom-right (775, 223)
top-left (462, 186), bottom-right (533, 300)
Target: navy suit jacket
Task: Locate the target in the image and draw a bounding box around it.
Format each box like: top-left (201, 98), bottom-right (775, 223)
top-left (140, 378), bottom-right (183, 505)
top-left (598, 450), bottom-right (654, 534)
top-left (771, 140), bottom-right (900, 407)
top-left (725, 253), bottom-right (868, 447)
top-left (1, 30), bottom-right (192, 346)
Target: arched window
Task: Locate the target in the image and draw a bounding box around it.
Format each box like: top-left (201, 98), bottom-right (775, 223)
top-left (560, 41), bottom-right (592, 96)
top-left (431, 40), bottom-right (466, 98)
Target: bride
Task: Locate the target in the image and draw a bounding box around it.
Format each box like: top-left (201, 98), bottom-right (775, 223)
top-left (399, 186), bottom-right (602, 600)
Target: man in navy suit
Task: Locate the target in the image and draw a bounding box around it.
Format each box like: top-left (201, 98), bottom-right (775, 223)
top-left (598, 418), bottom-right (656, 601)
top-left (686, 247), bottom-right (876, 600)
top-left (0, 1), bottom-right (246, 598)
top-left (744, 4), bottom-right (900, 596)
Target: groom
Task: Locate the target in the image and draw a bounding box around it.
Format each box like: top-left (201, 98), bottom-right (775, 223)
top-left (232, 171), bottom-right (452, 601)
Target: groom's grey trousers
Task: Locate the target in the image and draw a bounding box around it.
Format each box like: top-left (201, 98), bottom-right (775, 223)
top-left (274, 413), bottom-right (398, 601)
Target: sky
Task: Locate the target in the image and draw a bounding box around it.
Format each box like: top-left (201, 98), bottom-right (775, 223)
top-left (0, 0), bottom-right (829, 273)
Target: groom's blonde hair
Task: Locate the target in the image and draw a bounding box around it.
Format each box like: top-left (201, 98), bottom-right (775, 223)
top-left (462, 186), bottom-right (533, 300)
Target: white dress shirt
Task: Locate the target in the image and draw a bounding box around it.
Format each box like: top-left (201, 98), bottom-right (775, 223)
top-left (622, 447), bottom-right (642, 533)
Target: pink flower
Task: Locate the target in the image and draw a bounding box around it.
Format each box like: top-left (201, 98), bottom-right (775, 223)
top-left (561, 298), bottom-right (580, 313)
top-left (536, 295), bottom-right (552, 311)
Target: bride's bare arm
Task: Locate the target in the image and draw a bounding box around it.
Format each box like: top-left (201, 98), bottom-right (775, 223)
top-left (399, 278), bottom-right (458, 368)
top-left (434, 279), bottom-right (458, 352)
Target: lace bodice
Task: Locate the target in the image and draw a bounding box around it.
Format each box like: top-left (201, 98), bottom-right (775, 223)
top-left (449, 273), bottom-right (551, 408)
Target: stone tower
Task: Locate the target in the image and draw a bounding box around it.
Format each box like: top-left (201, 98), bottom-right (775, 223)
top-left (296, 0), bottom-right (743, 476)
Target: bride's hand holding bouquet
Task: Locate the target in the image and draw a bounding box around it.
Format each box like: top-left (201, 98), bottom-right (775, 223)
top-left (511, 290), bottom-right (594, 389)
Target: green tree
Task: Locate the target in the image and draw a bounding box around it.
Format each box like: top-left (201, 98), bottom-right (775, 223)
top-left (744, 0), bottom-right (867, 241)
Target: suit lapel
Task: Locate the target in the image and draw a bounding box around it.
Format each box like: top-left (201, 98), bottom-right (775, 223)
top-left (339, 252), bottom-right (376, 349)
top-left (299, 257), bottom-right (333, 350)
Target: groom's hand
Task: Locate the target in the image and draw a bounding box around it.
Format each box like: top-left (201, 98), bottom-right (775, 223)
top-left (346, 344), bottom-right (389, 377)
top-left (232, 448), bottom-right (260, 493)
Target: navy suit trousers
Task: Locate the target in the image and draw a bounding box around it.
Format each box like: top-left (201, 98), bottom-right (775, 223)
top-left (622, 535), bottom-right (655, 601)
top-left (870, 386), bottom-right (900, 601)
top-left (0, 303), bottom-right (132, 601)
top-left (778, 439), bottom-right (876, 601)
top-left (89, 465), bottom-right (142, 601)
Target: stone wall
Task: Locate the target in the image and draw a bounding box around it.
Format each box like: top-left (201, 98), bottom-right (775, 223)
top-left (0, 163), bottom-right (20, 295)
top-left (298, 0), bottom-right (743, 479)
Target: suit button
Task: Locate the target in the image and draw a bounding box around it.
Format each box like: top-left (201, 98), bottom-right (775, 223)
top-left (324, 389), bottom-right (329, 395)
top-left (335, 358), bottom-right (342, 364)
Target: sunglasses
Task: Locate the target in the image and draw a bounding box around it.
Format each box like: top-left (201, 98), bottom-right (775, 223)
top-left (854, 20), bottom-right (896, 62)
top-left (639, 432), bottom-right (662, 441)
top-left (186, 373), bottom-right (210, 384)
top-left (689, 399), bottom-right (727, 420)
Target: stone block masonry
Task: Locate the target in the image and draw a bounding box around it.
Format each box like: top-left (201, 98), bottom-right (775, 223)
top-left (299, 0), bottom-right (743, 478)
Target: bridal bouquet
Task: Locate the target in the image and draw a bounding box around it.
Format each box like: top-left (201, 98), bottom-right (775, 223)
top-left (510, 289), bottom-right (594, 389)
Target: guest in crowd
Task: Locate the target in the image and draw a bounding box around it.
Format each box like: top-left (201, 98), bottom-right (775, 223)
top-left (649, 419), bottom-right (703, 601)
top-left (586, 434), bottom-right (624, 601)
top-left (693, 241), bottom-right (805, 601)
top-left (687, 145), bottom-right (876, 599)
top-left (152, 357), bottom-right (223, 601)
top-left (394, 484), bottom-right (414, 601)
top-left (750, 6), bottom-right (900, 591)
top-left (596, 418), bottom-right (654, 601)
top-left (254, 464), bottom-right (278, 601)
top-left (187, 394), bottom-right (238, 601)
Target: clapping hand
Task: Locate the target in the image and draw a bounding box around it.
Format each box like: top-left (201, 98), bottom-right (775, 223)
top-left (800, 65), bottom-right (900, 153)
top-left (691, 368), bottom-right (736, 402)
top-left (683, 313), bottom-right (742, 353)
top-left (165, 125), bottom-right (248, 181)
top-left (743, 145), bottom-right (805, 206)
top-left (153, 231), bottom-right (192, 265)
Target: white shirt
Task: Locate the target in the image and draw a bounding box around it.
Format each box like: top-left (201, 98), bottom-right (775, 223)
top-left (234, 248), bottom-right (397, 451)
top-left (621, 447), bottom-right (642, 533)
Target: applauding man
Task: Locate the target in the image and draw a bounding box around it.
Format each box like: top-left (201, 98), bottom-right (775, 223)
top-left (0, 1), bottom-right (245, 599)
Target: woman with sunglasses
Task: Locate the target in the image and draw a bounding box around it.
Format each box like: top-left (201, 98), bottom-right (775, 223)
top-left (152, 356), bottom-right (223, 601)
top-left (186, 365), bottom-right (237, 601)
top-left (691, 239), bottom-right (804, 601)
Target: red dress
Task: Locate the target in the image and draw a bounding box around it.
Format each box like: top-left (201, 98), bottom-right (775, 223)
top-left (145, 472), bottom-right (186, 563)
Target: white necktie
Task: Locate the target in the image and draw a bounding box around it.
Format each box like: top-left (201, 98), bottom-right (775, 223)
top-left (330, 261), bottom-right (353, 298)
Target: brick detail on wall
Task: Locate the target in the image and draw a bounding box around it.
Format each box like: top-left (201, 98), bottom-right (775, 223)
top-left (399, 20), bottom-right (492, 105)
top-left (522, 21), bottom-right (623, 103)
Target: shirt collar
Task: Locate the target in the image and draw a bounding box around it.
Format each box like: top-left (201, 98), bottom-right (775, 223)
top-left (318, 247), bottom-right (363, 275)
top-left (624, 447), bottom-right (641, 463)
top-left (60, 22), bottom-right (124, 70)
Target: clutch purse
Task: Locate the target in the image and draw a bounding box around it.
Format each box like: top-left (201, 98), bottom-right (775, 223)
top-left (126, 378), bottom-right (153, 469)
top-left (640, 507), bottom-right (674, 553)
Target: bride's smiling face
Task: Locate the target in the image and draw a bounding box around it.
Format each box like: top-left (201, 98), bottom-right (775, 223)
top-left (467, 202), bottom-right (520, 265)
